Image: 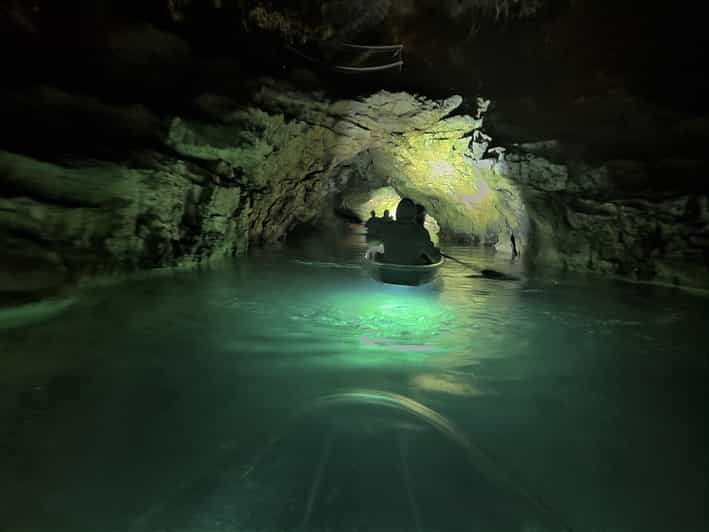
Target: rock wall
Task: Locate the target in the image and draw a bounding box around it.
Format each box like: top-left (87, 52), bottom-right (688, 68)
top-left (494, 151), bottom-right (709, 287)
top-left (0, 88), bottom-right (339, 297)
top-left (0, 82), bottom-right (526, 298)
top-left (255, 86), bottom-right (529, 252)
top-left (3, 3), bottom-right (707, 301)
top-left (2, 77), bottom-right (707, 298)
top-left (0, 149), bottom-right (249, 297)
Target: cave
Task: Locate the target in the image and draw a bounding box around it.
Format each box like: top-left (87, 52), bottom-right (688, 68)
top-left (1, 2), bottom-right (707, 532)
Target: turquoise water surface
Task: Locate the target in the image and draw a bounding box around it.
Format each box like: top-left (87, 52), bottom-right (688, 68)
top-left (1, 229), bottom-right (707, 532)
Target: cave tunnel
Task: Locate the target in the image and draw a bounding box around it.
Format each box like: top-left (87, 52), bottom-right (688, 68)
top-left (1, 2), bottom-right (708, 532)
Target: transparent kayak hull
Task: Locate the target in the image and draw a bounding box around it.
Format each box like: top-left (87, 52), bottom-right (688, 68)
top-left (363, 251), bottom-right (444, 286)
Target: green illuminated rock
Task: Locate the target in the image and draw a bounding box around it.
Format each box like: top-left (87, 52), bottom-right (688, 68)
top-left (2, 78), bottom-right (706, 294)
top-left (251, 83), bottom-right (526, 252)
top-left (386, 121), bottom-right (527, 250)
top-left (0, 84), bottom-right (525, 294)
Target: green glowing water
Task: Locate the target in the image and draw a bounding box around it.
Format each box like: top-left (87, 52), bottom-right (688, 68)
top-left (1, 231), bottom-right (707, 532)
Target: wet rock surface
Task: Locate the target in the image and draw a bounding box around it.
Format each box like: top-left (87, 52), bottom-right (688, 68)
top-left (495, 150), bottom-right (709, 287)
top-left (1, 1), bottom-right (708, 296)
top-left (2, 79), bottom-right (708, 294)
top-left (0, 82), bottom-right (506, 296)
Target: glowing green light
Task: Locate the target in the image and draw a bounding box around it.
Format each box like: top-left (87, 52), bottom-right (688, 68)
top-left (219, 278), bottom-right (490, 371)
top-left (296, 287), bottom-right (458, 368)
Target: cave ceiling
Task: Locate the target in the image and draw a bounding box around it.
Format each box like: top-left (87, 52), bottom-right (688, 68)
top-left (1, 1), bottom-right (708, 290)
top-left (3, 1), bottom-right (707, 105)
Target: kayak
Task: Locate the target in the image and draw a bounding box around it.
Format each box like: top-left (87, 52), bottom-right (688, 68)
top-left (363, 250), bottom-right (445, 286)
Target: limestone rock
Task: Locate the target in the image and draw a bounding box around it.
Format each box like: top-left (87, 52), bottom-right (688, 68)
top-left (504, 148), bottom-right (709, 287)
top-left (3, 76), bottom-right (707, 295)
top-left (494, 154), bottom-right (568, 192)
top-left (248, 84), bottom-right (521, 250)
top-left (0, 152), bottom-right (252, 289)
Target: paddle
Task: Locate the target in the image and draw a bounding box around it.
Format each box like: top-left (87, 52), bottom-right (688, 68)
top-left (441, 253), bottom-right (520, 281)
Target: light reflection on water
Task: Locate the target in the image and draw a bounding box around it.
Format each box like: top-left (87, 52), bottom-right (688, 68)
top-left (0, 231), bottom-right (707, 532)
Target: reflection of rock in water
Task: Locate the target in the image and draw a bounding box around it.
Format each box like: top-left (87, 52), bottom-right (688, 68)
top-left (411, 372), bottom-right (490, 397)
top-left (0, 296), bottom-right (78, 331)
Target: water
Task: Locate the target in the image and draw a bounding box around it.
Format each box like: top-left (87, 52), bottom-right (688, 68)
top-left (1, 228), bottom-right (708, 532)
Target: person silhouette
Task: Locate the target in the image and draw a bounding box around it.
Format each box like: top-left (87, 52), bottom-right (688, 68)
top-left (510, 233), bottom-right (518, 257)
top-left (415, 204), bottom-right (426, 227)
top-left (365, 210), bottom-right (381, 234)
top-left (382, 209), bottom-right (392, 221)
top-left (378, 198), bottom-right (439, 265)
